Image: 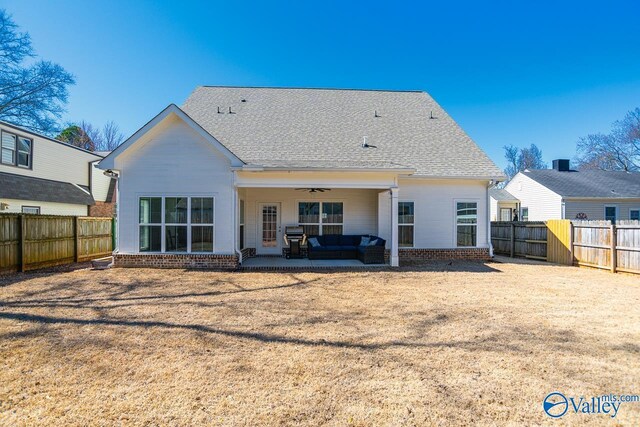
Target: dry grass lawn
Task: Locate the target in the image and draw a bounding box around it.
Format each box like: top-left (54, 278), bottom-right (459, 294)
top-left (1, 260), bottom-right (639, 426)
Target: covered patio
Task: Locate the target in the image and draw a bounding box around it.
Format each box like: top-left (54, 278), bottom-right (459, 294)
top-left (235, 169), bottom-right (407, 267)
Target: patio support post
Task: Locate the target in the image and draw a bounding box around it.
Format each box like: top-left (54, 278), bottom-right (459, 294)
top-left (390, 187), bottom-right (399, 267)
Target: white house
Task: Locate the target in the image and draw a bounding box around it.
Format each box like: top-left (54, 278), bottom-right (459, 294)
top-left (489, 188), bottom-right (520, 221)
top-left (0, 121), bottom-right (116, 216)
top-left (505, 159), bottom-right (640, 222)
top-left (98, 87), bottom-right (505, 268)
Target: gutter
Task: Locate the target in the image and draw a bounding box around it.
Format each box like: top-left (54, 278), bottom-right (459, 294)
top-left (486, 180), bottom-right (498, 258)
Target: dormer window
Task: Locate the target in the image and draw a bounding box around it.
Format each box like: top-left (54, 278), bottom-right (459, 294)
top-left (1, 130), bottom-right (32, 168)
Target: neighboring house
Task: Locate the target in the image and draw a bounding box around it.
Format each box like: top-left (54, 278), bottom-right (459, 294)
top-left (98, 86), bottom-right (505, 268)
top-left (0, 121), bottom-right (116, 216)
top-left (505, 159), bottom-right (640, 222)
top-left (489, 188), bottom-right (520, 221)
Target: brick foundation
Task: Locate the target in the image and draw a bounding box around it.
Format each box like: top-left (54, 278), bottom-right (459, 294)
top-left (89, 201), bottom-right (115, 217)
top-left (399, 248), bottom-right (491, 262)
top-left (114, 253), bottom-right (238, 270)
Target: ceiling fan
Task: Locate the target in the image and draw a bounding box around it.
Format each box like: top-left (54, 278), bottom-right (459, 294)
top-left (295, 188), bottom-right (331, 193)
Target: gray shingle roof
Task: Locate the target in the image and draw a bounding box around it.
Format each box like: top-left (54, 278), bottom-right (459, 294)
top-left (182, 87), bottom-right (504, 178)
top-left (489, 188), bottom-right (519, 201)
top-left (0, 172), bottom-right (95, 205)
top-left (523, 169), bottom-right (640, 198)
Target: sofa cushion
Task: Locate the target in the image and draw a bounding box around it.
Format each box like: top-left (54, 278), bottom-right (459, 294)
top-left (340, 245), bottom-right (358, 252)
top-left (357, 246), bottom-right (367, 254)
top-left (339, 235), bottom-right (358, 246)
top-left (323, 245), bottom-right (344, 251)
top-left (323, 234), bottom-right (340, 246)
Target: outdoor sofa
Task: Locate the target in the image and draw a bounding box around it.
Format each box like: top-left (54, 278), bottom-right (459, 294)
top-left (306, 234), bottom-right (386, 264)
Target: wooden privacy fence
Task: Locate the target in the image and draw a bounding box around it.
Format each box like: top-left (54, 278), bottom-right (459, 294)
top-left (491, 220), bottom-right (640, 275)
top-left (490, 221), bottom-right (548, 260)
top-left (0, 214), bottom-right (113, 273)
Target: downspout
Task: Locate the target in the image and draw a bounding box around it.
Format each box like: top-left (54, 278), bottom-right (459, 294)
top-left (487, 180), bottom-right (497, 258)
top-left (233, 173), bottom-right (243, 264)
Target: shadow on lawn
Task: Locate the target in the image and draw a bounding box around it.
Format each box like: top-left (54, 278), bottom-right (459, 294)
top-left (0, 310), bottom-right (561, 353)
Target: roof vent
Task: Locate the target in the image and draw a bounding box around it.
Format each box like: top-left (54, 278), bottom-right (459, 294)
top-left (552, 159), bottom-right (570, 172)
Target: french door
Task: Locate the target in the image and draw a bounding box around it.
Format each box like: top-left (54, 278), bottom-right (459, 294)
top-left (257, 203), bottom-right (281, 254)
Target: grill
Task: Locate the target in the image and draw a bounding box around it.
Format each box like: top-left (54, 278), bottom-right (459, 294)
top-left (283, 226), bottom-right (307, 259)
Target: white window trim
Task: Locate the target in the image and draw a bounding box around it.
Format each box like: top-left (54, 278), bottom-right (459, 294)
top-left (398, 200), bottom-right (415, 248)
top-left (1, 130), bottom-right (32, 168)
top-left (137, 195), bottom-right (215, 253)
top-left (454, 199), bottom-right (480, 248)
top-left (297, 200), bottom-right (345, 235)
top-left (604, 205), bottom-right (618, 222)
top-left (21, 206), bottom-right (40, 214)
top-left (630, 208), bottom-right (640, 221)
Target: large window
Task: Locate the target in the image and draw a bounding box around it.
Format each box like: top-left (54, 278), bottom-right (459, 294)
top-left (604, 206), bottom-right (617, 222)
top-left (456, 202), bottom-right (477, 247)
top-left (1, 131), bottom-right (32, 168)
top-left (298, 201), bottom-right (343, 236)
top-left (139, 196), bottom-right (214, 252)
top-left (631, 209), bottom-right (640, 221)
top-left (521, 207), bottom-right (529, 221)
top-left (398, 201), bottom-right (414, 247)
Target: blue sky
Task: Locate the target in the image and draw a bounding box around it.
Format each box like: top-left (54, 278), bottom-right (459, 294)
top-left (3, 0), bottom-right (640, 169)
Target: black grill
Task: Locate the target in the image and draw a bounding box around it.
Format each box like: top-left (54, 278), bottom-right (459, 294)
top-left (284, 226), bottom-right (306, 259)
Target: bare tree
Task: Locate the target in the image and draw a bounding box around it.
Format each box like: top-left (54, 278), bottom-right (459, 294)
top-left (0, 10), bottom-right (74, 134)
top-left (503, 143), bottom-right (547, 181)
top-left (575, 108), bottom-right (640, 171)
top-left (100, 120), bottom-right (124, 151)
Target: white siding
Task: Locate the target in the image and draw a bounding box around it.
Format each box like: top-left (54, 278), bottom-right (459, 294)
top-left (394, 178), bottom-right (490, 249)
top-left (115, 115), bottom-right (235, 254)
top-left (0, 198), bottom-right (88, 216)
top-left (565, 199), bottom-right (640, 221)
top-left (504, 173), bottom-right (562, 221)
top-left (90, 161), bottom-right (113, 202)
top-left (0, 123), bottom-right (100, 186)
top-left (242, 188), bottom-right (379, 250)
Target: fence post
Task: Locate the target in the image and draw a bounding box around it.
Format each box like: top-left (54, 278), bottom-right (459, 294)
top-left (74, 216), bottom-right (80, 262)
top-left (569, 221), bottom-right (574, 266)
top-left (509, 222), bottom-right (515, 258)
top-left (19, 214), bottom-right (26, 272)
top-left (610, 223), bottom-right (617, 273)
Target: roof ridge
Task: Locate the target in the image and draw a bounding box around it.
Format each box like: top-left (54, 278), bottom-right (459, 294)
top-left (197, 85), bottom-right (425, 93)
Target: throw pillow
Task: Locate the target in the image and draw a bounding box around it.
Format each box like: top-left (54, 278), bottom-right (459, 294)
top-left (359, 236), bottom-right (371, 246)
top-left (308, 237), bottom-right (320, 248)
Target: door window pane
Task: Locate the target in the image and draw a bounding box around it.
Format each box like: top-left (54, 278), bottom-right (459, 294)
top-left (191, 197), bottom-right (214, 224)
top-left (165, 197), bottom-right (188, 223)
top-left (262, 205), bottom-right (278, 247)
top-left (140, 225), bottom-right (161, 251)
top-left (139, 198), bottom-right (162, 223)
top-left (166, 225), bottom-right (187, 252)
top-left (192, 226), bottom-right (213, 252)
